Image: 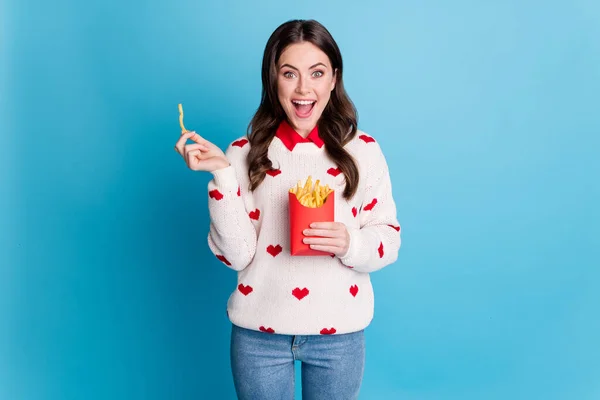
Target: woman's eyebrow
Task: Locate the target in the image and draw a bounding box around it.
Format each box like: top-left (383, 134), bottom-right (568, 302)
top-left (280, 62), bottom-right (328, 70)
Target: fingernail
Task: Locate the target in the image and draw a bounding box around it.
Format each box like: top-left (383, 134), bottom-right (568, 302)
top-left (303, 230), bottom-right (309, 235)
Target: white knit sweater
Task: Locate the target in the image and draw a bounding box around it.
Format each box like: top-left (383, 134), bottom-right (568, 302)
top-left (207, 122), bottom-right (401, 335)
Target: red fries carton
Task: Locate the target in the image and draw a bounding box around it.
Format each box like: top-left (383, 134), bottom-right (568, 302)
top-left (289, 177), bottom-right (335, 256)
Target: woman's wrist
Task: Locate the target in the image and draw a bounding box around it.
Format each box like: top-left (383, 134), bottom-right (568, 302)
top-left (210, 158), bottom-right (231, 173)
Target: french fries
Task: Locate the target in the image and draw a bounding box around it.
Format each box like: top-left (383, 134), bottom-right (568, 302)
top-left (289, 176), bottom-right (333, 208)
top-left (178, 103), bottom-right (188, 133)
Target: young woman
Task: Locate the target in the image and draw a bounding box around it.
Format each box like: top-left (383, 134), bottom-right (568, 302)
top-left (175, 19), bottom-right (401, 400)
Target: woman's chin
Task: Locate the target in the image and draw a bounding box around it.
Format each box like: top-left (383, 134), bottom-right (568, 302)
top-left (288, 111), bottom-right (321, 133)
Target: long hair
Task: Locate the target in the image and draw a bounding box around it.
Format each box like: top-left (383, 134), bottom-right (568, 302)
top-left (246, 19), bottom-right (360, 199)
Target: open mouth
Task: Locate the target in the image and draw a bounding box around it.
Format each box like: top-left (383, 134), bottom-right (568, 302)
top-left (292, 100), bottom-right (316, 118)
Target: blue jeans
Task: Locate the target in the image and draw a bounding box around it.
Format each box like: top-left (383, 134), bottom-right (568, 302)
top-left (230, 324), bottom-right (365, 399)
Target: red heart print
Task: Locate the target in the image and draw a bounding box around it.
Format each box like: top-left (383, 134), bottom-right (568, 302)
top-left (320, 328), bottom-right (336, 335)
top-left (216, 255), bottom-right (231, 266)
top-left (238, 284), bottom-right (253, 296)
top-left (259, 326), bottom-right (275, 334)
top-left (266, 169), bottom-right (281, 177)
top-left (388, 224), bottom-right (401, 232)
top-left (237, 186), bottom-right (241, 196)
top-left (249, 209), bottom-right (260, 220)
top-left (209, 190), bottom-right (224, 201)
top-left (292, 287), bottom-right (309, 300)
top-left (350, 285), bottom-right (359, 297)
top-left (352, 207), bottom-right (358, 217)
top-left (267, 244), bottom-right (282, 257)
top-left (327, 167), bottom-right (342, 177)
top-left (378, 242), bottom-right (384, 258)
top-left (359, 134), bottom-right (375, 143)
top-left (232, 139), bottom-right (248, 148)
top-left (363, 198), bottom-right (377, 211)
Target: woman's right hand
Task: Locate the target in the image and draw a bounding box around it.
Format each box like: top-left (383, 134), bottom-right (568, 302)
top-left (175, 131), bottom-right (230, 172)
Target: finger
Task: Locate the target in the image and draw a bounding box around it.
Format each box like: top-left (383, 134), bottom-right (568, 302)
top-left (309, 222), bottom-right (343, 230)
top-left (303, 237), bottom-right (344, 247)
top-left (303, 228), bottom-right (341, 238)
top-left (306, 244), bottom-right (340, 254)
top-left (186, 147), bottom-right (210, 165)
top-left (187, 131), bottom-right (208, 145)
top-left (186, 149), bottom-right (202, 168)
top-left (185, 143), bottom-right (208, 154)
top-left (175, 131), bottom-right (208, 154)
top-left (175, 131), bottom-right (197, 155)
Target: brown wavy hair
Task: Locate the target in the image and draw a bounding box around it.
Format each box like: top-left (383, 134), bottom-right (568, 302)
top-left (246, 19), bottom-right (360, 200)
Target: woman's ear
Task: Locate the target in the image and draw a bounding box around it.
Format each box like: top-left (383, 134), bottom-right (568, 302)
top-left (331, 68), bottom-right (337, 91)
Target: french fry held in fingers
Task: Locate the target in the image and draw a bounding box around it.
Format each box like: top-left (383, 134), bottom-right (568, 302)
top-left (289, 176), bottom-right (334, 208)
top-left (178, 103), bottom-right (189, 134)
top-left (288, 175), bottom-right (335, 256)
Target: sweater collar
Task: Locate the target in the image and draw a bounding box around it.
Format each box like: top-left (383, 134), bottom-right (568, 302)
top-left (275, 120), bottom-right (324, 151)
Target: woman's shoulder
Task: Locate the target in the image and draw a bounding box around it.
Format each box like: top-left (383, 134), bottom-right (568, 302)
top-left (221, 135), bottom-right (252, 176)
top-left (226, 135), bottom-right (251, 150)
top-left (224, 135), bottom-right (251, 158)
top-left (346, 129), bottom-right (386, 161)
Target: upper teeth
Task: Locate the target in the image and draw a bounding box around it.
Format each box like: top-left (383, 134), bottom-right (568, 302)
top-left (293, 100), bottom-right (315, 105)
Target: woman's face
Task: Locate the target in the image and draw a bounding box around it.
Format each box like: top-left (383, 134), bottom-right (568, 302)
top-left (276, 41), bottom-right (336, 137)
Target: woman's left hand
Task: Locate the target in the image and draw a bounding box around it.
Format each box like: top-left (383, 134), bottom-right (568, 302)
top-left (303, 222), bottom-right (350, 257)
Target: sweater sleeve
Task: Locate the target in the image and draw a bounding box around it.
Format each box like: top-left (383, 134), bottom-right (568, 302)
top-left (206, 139), bottom-right (257, 271)
top-left (338, 141), bottom-right (401, 273)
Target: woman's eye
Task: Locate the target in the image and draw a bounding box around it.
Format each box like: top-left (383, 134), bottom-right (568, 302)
top-left (312, 70), bottom-right (324, 78)
top-left (283, 71), bottom-right (296, 79)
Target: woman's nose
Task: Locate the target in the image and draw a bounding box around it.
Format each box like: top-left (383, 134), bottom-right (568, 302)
top-left (295, 75), bottom-right (309, 94)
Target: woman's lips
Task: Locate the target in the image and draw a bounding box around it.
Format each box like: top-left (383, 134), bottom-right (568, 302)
top-left (292, 100), bottom-right (316, 118)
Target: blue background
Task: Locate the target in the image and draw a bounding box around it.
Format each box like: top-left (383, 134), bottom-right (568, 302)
top-left (2, 0), bottom-right (599, 399)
